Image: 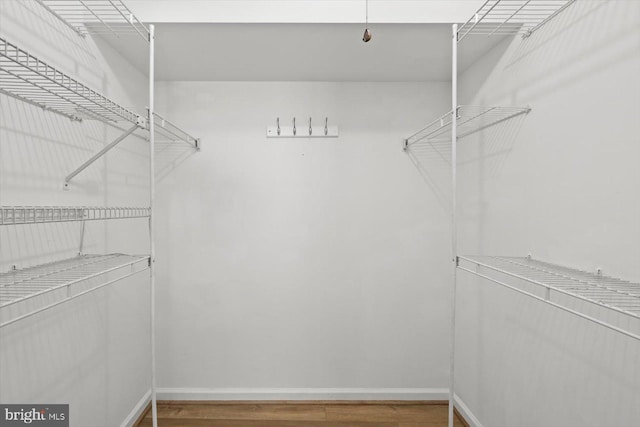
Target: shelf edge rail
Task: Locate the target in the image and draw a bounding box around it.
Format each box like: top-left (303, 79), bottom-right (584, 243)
top-left (0, 206), bottom-right (150, 225)
top-left (152, 111), bottom-right (200, 151)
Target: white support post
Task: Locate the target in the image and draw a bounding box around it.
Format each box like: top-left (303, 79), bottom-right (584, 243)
top-left (149, 24), bottom-right (158, 427)
top-left (448, 23), bottom-right (458, 427)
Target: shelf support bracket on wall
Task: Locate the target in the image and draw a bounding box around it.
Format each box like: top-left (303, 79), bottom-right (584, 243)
top-left (63, 118), bottom-right (144, 190)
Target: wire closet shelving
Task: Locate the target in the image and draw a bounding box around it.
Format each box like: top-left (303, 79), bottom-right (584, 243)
top-left (0, 254), bottom-right (150, 328)
top-left (404, 105), bottom-right (530, 149)
top-left (153, 112), bottom-right (200, 150)
top-left (35, 0), bottom-right (149, 41)
top-left (400, 1), bottom-right (615, 426)
top-left (457, 0), bottom-right (577, 42)
top-left (0, 206), bottom-right (151, 225)
top-left (458, 256), bottom-right (640, 341)
top-left (0, 205), bottom-right (150, 328)
top-left (0, 2), bottom-right (199, 424)
top-left (0, 37), bottom-right (140, 123)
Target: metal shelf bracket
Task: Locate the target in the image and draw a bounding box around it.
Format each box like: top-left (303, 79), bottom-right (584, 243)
top-left (63, 121), bottom-right (142, 189)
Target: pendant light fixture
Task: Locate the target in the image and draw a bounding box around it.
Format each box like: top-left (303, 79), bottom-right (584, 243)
top-left (362, 0), bottom-right (372, 42)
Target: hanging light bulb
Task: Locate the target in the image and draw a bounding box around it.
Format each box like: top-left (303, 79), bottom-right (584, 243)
top-left (362, 0), bottom-right (372, 42)
top-left (363, 28), bottom-right (372, 43)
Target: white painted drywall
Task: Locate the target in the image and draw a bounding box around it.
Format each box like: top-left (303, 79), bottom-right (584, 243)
top-left (152, 81), bottom-right (453, 395)
top-left (0, 1), bottom-right (152, 426)
top-left (456, 1), bottom-right (640, 426)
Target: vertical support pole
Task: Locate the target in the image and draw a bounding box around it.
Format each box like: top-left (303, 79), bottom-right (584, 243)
top-left (448, 23), bottom-right (458, 427)
top-left (149, 24), bottom-right (158, 427)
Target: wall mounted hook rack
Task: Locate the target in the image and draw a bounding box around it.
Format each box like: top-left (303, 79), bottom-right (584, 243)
top-left (267, 116), bottom-right (339, 138)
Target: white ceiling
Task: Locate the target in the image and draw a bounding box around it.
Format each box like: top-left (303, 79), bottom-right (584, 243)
top-left (97, 23), bottom-right (509, 81)
top-left (125, 1), bottom-right (486, 24)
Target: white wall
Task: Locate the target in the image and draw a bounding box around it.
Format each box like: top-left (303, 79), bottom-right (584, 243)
top-left (152, 81), bottom-right (453, 398)
top-left (456, 1), bottom-right (640, 426)
top-left (0, 1), bottom-right (151, 425)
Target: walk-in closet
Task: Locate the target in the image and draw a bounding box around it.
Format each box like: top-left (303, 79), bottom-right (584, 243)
top-left (1, 1), bottom-right (638, 426)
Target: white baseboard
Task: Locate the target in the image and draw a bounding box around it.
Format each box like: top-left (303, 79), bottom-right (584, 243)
top-left (454, 393), bottom-right (484, 427)
top-left (156, 387), bottom-right (448, 401)
top-left (120, 389), bottom-right (151, 427)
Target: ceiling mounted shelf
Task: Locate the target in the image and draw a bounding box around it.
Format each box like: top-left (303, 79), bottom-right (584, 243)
top-left (35, 0), bottom-right (149, 42)
top-left (0, 253), bottom-right (150, 328)
top-left (0, 37), bottom-right (141, 123)
top-left (404, 105), bottom-right (530, 150)
top-left (458, 256), bottom-right (640, 341)
top-left (457, 0), bottom-right (576, 43)
top-left (0, 206), bottom-right (150, 225)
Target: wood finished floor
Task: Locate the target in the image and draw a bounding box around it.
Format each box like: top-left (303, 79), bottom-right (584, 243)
top-left (136, 401), bottom-right (469, 427)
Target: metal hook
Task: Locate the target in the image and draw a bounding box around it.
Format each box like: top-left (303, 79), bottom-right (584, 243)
top-left (309, 117), bottom-right (312, 135)
top-left (277, 117), bottom-right (281, 135)
top-left (324, 117), bottom-right (328, 136)
top-left (293, 117), bottom-right (296, 136)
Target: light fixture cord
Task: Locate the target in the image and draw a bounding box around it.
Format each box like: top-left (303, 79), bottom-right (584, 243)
top-left (366, 0), bottom-right (369, 27)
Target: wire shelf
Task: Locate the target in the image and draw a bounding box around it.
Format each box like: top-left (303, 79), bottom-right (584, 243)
top-left (457, 0), bottom-right (576, 43)
top-left (0, 254), bottom-right (149, 327)
top-left (0, 37), bottom-right (200, 159)
top-left (35, 0), bottom-right (149, 42)
top-left (0, 206), bottom-right (150, 225)
top-left (404, 105), bottom-right (530, 149)
top-left (153, 112), bottom-right (200, 150)
top-left (458, 256), bottom-right (640, 340)
top-left (0, 37), bottom-right (141, 123)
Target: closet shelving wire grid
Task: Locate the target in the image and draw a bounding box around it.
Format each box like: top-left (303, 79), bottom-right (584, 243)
top-left (0, 37), bottom-right (200, 151)
top-left (0, 254), bottom-right (150, 326)
top-left (404, 105), bottom-right (530, 148)
top-left (35, 0), bottom-right (149, 41)
top-left (446, 2), bottom-right (588, 425)
top-left (0, 36), bottom-right (140, 123)
top-left (459, 256), bottom-right (640, 320)
top-left (457, 0), bottom-right (576, 42)
top-left (0, 206), bottom-right (150, 225)
top-left (0, 2), bottom-right (179, 425)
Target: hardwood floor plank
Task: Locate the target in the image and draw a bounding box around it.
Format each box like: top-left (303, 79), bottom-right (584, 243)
top-left (151, 403), bottom-right (327, 421)
top-left (136, 401), bottom-right (470, 427)
top-left (325, 404), bottom-right (448, 422)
